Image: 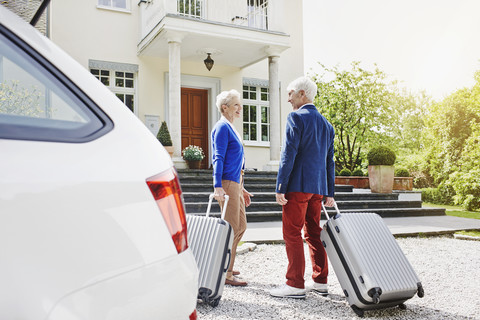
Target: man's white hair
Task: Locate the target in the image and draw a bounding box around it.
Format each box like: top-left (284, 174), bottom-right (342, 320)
top-left (216, 89), bottom-right (241, 113)
top-left (287, 76), bottom-right (317, 102)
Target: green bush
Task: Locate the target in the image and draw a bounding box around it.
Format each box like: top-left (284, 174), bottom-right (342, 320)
top-left (450, 170), bottom-right (480, 211)
top-left (420, 184), bottom-right (455, 206)
top-left (157, 121), bottom-right (172, 146)
top-left (395, 168), bottom-right (410, 177)
top-left (367, 146), bottom-right (396, 166)
top-left (338, 168), bottom-right (352, 176)
top-left (352, 168), bottom-right (364, 176)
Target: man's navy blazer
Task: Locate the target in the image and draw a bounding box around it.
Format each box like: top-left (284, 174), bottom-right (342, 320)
top-left (276, 104), bottom-right (335, 197)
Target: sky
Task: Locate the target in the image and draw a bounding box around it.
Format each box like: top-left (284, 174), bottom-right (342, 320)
top-left (302, 0), bottom-right (480, 100)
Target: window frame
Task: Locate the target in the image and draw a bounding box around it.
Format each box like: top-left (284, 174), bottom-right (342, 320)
top-left (0, 25), bottom-right (113, 143)
top-left (96, 0), bottom-right (131, 13)
top-left (90, 67), bottom-right (137, 115)
top-left (242, 83), bottom-right (270, 147)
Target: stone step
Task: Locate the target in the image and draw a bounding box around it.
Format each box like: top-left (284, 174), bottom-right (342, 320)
top-left (180, 184), bottom-right (353, 193)
top-left (185, 199), bottom-right (422, 214)
top-left (187, 207), bottom-right (446, 222)
top-left (183, 192), bottom-right (398, 202)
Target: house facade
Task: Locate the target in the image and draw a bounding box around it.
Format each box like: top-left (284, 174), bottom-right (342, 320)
top-left (7, 0), bottom-right (305, 170)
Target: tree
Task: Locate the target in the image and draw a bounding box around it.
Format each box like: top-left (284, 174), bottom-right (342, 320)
top-left (312, 62), bottom-right (396, 171)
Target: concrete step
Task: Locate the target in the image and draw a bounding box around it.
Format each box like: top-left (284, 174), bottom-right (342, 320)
top-left (180, 184), bottom-right (353, 193)
top-left (185, 199), bottom-right (422, 214)
top-left (183, 191), bottom-right (398, 202)
top-left (187, 207), bottom-right (446, 222)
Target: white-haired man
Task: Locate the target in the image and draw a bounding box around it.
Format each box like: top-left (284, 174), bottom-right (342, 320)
top-left (270, 76), bottom-right (336, 298)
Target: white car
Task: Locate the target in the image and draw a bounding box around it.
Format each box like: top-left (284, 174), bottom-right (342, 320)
top-left (0, 5), bottom-right (198, 320)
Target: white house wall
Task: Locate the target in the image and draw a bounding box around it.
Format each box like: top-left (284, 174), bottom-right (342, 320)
top-left (46, 0), bottom-right (304, 171)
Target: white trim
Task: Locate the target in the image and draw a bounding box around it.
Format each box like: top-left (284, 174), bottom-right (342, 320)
top-left (164, 73), bottom-right (221, 167)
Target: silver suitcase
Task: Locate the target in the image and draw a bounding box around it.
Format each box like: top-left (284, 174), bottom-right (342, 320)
top-left (320, 203), bottom-right (424, 317)
top-left (186, 194), bottom-right (233, 307)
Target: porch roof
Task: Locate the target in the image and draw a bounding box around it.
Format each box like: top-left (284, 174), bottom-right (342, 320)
top-left (137, 14), bottom-right (290, 68)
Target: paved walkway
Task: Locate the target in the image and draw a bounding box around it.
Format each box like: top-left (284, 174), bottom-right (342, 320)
top-left (243, 215), bottom-right (480, 243)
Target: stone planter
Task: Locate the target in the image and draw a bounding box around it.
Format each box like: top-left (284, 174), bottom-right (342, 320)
top-left (335, 176), bottom-right (370, 188)
top-left (164, 146), bottom-right (174, 158)
top-left (368, 165), bottom-right (394, 193)
top-left (393, 177), bottom-right (413, 191)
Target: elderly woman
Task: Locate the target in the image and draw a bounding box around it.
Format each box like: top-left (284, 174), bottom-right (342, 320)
top-left (211, 89), bottom-right (253, 287)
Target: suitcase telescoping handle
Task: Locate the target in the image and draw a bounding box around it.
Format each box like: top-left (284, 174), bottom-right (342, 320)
top-left (321, 201), bottom-right (340, 220)
top-left (206, 194), bottom-right (229, 220)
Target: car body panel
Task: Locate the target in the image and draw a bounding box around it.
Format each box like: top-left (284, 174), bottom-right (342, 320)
top-left (0, 6), bottom-right (198, 320)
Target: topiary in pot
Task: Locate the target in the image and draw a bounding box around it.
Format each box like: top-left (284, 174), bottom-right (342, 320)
top-left (339, 168), bottom-right (352, 176)
top-left (157, 121), bottom-right (173, 157)
top-left (367, 146), bottom-right (396, 165)
top-left (395, 168), bottom-right (410, 177)
top-left (157, 121), bottom-right (172, 146)
top-left (352, 168), bottom-right (364, 177)
top-left (367, 146), bottom-right (396, 193)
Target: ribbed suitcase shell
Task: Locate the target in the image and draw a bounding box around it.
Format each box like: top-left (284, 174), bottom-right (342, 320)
top-left (186, 195), bottom-right (233, 307)
top-left (320, 209), bottom-right (424, 316)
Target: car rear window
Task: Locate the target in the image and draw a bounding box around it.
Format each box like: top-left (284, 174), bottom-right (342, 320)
top-left (0, 25), bottom-right (113, 142)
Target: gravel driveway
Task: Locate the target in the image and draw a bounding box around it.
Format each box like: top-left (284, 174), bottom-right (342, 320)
top-left (197, 237), bottom-right (480, 319)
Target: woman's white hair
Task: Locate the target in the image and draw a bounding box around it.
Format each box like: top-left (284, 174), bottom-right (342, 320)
top-left (287, 76), bottom-right (317, 102)
top-left (216, 89), bottom-right (241, 113)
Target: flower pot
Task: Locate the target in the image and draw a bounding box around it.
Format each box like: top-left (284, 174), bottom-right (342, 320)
top-left (186, 160), bottom-right (201, 169)
top-left (164, 146), bottom-right (174, 158)
top-left (368, 165), bottom-right (394, 193)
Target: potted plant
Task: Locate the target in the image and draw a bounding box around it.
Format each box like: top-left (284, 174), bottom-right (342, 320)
top-left (157, 121), bottom-right (173, 157)
top-left (182, 145), bottom-right (205, 169)
top-left (394, 167), bottom-right (413, 191)
top-left (367, 145), bottom-right (396, 193)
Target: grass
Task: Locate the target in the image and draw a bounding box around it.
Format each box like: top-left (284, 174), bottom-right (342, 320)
top-left (422, 202), bottom-right (480, 220)
top-left (456, 230), bottom-right (480, 237)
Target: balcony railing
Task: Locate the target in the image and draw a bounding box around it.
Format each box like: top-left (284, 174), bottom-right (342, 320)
top-left (177, 0), bottom-right (204, 19)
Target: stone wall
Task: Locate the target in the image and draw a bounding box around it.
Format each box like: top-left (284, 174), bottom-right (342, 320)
top-left (1, 0), bottom-right (48, 35)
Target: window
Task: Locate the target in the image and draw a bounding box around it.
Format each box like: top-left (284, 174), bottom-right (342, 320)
top-left (0, 26), bottom-right (112, 142)
top-left (177, 0), bottom-right (203, 18)
top-left (243, 84), bottom-right (269, 145)
top-left (90, 68), bottom-right (136, 113)
top-left (97, 0), bottom-right (129, 11)
top-left (247, 0), bottom-right (268, 29)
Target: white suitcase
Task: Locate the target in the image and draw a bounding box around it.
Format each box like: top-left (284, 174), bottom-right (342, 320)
top-left (320, 203), bottom-right (424, 317)
top-left (186, 194), bottom-right (233, 307)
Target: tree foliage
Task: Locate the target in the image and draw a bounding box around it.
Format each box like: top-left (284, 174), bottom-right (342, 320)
top-left (312, 62), bottom-right (396, 171)
top-left (420, 70), bottom-right (480, 209)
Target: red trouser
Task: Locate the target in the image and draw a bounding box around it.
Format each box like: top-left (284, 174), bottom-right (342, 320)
top-left (282, 192), bottom-right (328, 289)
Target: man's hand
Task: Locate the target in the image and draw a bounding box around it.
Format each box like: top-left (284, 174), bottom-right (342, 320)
top-left (214, 187), bottom-right (226, 202)
top-left (276, 193), bottom-right (288, 206)
top-left (243, 188), bottom-right (253, 207)
top-left (324, 196), bottom-right (335, 207)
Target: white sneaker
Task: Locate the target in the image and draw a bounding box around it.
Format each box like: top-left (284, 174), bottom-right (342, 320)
top-left (305, 280), bottom-right (328, 295)
top-left (269, 284), bottom-right (306, 299)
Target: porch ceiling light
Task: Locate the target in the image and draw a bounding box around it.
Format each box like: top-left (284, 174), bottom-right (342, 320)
top-left (204, 53), bottom-right (214, 71)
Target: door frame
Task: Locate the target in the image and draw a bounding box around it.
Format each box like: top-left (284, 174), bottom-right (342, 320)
top-left (164, 73), bottom-right (221, 168)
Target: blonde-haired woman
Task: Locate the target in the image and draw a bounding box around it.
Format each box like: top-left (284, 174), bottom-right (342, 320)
top-left (211, 89), bottom-right (253, 286)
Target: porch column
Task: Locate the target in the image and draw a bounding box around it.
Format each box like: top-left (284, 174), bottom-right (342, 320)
top-left (264, 53), bottom-right (281, 171)
top-left (167, 33), bottom-right (186, 168)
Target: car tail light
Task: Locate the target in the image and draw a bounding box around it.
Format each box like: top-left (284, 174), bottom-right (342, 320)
top-left (189, 310), bottom-right (197, 320)
top-left (146, 167), bottom-right (188, 254)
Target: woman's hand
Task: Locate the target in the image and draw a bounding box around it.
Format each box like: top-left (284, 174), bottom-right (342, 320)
top-left (214, 187), bottom-right (226, 202)
top-left (243, 188), bottom-right (253, 207)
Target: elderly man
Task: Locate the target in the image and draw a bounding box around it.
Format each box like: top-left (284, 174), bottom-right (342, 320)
top-left (270, 76), bottom-right (336, 299)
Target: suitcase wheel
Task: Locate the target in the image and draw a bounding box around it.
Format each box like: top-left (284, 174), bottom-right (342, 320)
top-left (351, 305), bottom-right (364, 317)
top-left (417, 283), bottom-right (425, 298)
top-left (209, 297), bottom-right (221, 307)
top-left (398, 303), bottom-right (407, 310)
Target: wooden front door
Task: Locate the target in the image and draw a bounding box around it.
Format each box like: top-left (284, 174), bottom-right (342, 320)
top-left (181, 88), bottom-right (209, 169)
